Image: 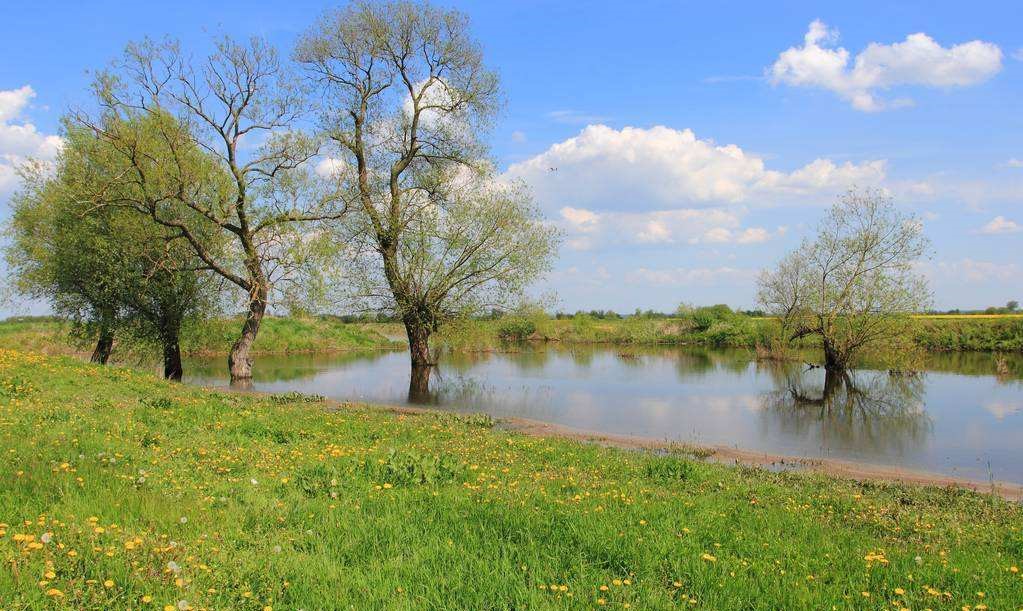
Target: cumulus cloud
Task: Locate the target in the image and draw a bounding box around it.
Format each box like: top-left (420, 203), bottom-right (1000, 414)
top-left (978, 216), bottom-right (1021, 235)
top-left (502, 124), bottom-right (879, 252)
top-left (504, 125), bottom-right (885, 213)
top-left (769, 20), bottom-right (1003, 111)
top-left (556, 206), bottom-right (785, 250)
top-left (0, 85), bottom-right (62, 196)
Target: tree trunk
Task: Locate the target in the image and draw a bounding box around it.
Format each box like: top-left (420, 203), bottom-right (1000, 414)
top-left (408, 363), bottom-right (433, 403)
top-left (822, 339), bottom-right (846, 371)
top-left (90, 328), bottom-right (114, 365)
top-left (228, 283), bottom-right (267, 387)
top-left (404, 318), bottom-right (433, 368)
top-left (162, 337), bottom-right (183, 381)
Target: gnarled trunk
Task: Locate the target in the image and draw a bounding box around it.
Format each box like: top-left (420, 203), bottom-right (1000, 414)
top-left (822, 338), bottom-right (847, 372)
top-left (90, 327), bottom-right (114, 365)
top-left (404, 316), bottom-right (433, 368)
top-left (228, 280), bottom-right (267, 387)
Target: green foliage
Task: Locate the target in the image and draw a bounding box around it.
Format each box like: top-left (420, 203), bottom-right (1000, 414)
top-left (497, 318), bottom-right (537, 341)
top-left (913, 317), bottom-right (1023, 352)
top-left (3, 117), bottom-right (222, 367)
top-left (441, 411), bottom-right (496, 429)
top-left (644, 454), bottom-right (697, 482)
top-left (366, 448), bottom-right (464, 486)
top-left (267, 391), bottom-right (327, 405)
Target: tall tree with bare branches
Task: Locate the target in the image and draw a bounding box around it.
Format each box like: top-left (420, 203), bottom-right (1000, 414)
top-left (296, 1), bottom-right (558, 388)
top-left (75, 36), bottom-right (345, 384)
top-left (758, 189), bottom-right (931, 371)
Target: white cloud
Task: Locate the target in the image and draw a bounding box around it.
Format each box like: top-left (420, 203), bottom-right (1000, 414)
top-left (546, 110), bottom-right (610, 125)
top-left (504, 125), bottom-right (885, 214)
top-left (511, 130), bottom-right (527, 143)
top-left (314, 156), bottom-right (347, 178)
top-left (1013, 48), bottom-right (1023, 62)
top-left (557, 206), bottom-right (784, 250)
top-left (769, 20), bottom-right (1003, 111)
top-left (0, 85), bottom-right (62, 197)
top-left (978, 216), bottom-right (1021, 235)
top-left (625, 266), bottom-right (757, 287)
top-left (922, 259), bottom-right (1021, 283)
top-left (1004, 158), bottom-right (1023, 168)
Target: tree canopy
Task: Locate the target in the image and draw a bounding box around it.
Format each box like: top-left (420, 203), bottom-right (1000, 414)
top-left (757, 189), bottom-right (931, 370)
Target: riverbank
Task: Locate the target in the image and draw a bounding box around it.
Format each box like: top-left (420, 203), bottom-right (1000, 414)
top-left (3, 313), bottom-right (1021, 362)
top-left (1, 349), bottom-right (1020, 608)
top-left (436, 312), bottom-right (1023, 354)
top-left (0, 316), bottom-right (400, 359)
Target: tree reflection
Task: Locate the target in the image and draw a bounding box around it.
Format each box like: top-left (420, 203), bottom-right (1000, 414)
top-left (760, 363), bottom-right (932, 456)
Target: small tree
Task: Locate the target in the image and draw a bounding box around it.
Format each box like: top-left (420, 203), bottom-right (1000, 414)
top-left (297, 1), bottom-right (558, 384)
top-left (1007, 300), bottom-right (1019, 313)
top-left (758, 189), bottom-right (930, 371)
top-left (77, 36), bottom-right (344, 384)
top-left (6, 162), bottom-right (124, 363)
top-left (5, 122), bottom-right (221, 377)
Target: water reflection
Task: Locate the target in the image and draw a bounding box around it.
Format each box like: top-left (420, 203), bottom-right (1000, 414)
top-left (183, 346), bottom-right (1023, 482)
top-left (760, 364), bottom-right (932, 457)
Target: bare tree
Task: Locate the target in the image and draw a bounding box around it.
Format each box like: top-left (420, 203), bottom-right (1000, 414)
top-left (296, 1), bottom-right (558, 387)
top-left (75, 36), bottom-right (345, 384)
top-left (758, 189), bottom-right (930, 371)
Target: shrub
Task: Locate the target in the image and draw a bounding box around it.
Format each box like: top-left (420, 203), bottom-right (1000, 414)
top-left (497, 319), bottom-right (537, 341)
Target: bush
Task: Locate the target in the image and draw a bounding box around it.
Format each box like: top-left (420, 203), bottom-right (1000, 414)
top-left (497, 319), bottom-right (537, 341)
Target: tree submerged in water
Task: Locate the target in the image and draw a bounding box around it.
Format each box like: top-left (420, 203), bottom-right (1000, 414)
top-left (758, 189), bottom-right (931, 371)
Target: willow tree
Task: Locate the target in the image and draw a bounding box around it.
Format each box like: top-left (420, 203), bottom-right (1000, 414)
top-left (5, 121), bottom-right (221, 377)
top-left (296, 1), bottom-right (558, 386)
top-left (757, 189), bottom-right (930, 371)
top-left (77, 36), bottom-right (344, 384)
top-left (6, 161), bottom-right (124, 363)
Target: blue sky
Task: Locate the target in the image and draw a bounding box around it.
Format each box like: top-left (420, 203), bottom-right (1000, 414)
top-left (2, 0), bottom-right (1021, 314)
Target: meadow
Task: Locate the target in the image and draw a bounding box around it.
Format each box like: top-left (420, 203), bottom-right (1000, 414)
top-left (0, 348), bottom-right (1021, 609)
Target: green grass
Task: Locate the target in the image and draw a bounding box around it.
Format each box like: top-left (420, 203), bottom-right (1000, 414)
top-left (0, 316), bottom-right (399, 359)
top-left (0, 349), bottom-right (1020, 609)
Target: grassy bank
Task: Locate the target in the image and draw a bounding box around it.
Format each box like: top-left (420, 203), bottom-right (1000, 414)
top-left (437, 311), bottom-right (1023, 353)
top-left (1, 349), bottom-right (1021, 609)
top-left (0, 316), bottom-right (399, 359)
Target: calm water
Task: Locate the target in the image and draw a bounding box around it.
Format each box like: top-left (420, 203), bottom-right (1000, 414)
top-left (184, 346), bottom-right (1023, 484)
